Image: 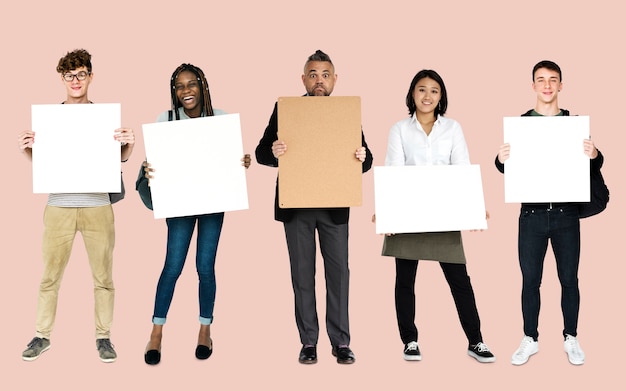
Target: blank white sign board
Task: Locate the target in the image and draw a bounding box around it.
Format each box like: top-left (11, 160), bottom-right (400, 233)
top-left (32, 103), bottom-right (121, 193)
top-left (503, 116), bottom-right (589, 203)
top-left (142, 114), bottom-right (249, 219)
top-left (374, 165), bottom-right (487, 234)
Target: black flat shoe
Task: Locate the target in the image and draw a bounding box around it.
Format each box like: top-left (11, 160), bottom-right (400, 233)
top-left (299, 345), bottom-right (317, 364)
top-left (332, 346), bottom-right (355, 364)
top-left (195, 344), bottom-right (213, 360)
top-left (145, 349), bottom-right (161, 365)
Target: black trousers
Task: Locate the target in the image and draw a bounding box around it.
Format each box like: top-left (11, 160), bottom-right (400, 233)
top-left (395, 258), bottom-right (483, 345)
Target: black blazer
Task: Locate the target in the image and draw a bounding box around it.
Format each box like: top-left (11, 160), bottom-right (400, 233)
top-left (255, 101), bottom-right (373, 224)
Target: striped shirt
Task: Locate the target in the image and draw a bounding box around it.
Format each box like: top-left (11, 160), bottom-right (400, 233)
top-left (48, 193), bottom-right (111, 207)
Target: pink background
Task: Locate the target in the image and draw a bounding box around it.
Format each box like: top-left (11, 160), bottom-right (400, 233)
top-left (2, 1), bottom-right (622, 389)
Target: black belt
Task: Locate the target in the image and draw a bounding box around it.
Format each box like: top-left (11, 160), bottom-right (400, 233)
top-left (521, 202), bottom-right (573, 209)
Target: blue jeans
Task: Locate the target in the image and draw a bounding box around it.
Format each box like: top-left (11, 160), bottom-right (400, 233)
top-left (518, 204), bottom-right (580, 340)
top-left (152, 213), bottom-right (224, 325)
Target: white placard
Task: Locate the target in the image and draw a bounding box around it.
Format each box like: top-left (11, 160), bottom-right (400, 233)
top-left (142, 114), bottom-right (249, 219)
top-left (503, 116), bottom-right (590, 203)
top-left (31, 103), bottom-right (121, 193)
top-left (374, 165), bottom-right (487, 234)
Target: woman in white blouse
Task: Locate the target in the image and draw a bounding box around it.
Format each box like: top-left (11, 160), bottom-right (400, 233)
top-left (382, 69), bottom-right (495, 363)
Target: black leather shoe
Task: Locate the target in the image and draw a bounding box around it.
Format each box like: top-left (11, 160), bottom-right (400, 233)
top-left (144, 349), bottom-right (161, 365)
top-left (332, 346), bottom-right (355, 364)
top-left (195, 344), bottom-right (213, 360)
top-left (299, 345), bottom-right (317, 364)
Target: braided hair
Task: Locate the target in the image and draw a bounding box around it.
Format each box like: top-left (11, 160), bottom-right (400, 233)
top-left (169, 63), bottom-right (214, 120)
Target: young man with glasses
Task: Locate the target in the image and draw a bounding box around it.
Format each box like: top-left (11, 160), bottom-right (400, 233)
top-left (17, 49), bottom-right (135, 363)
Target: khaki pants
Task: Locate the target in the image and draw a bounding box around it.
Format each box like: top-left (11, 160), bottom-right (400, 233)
top-left (35, 205), bottom-right (115, 339)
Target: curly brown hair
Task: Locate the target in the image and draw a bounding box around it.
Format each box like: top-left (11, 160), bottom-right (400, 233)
top-left (56, 49), bottom-right (92, 74)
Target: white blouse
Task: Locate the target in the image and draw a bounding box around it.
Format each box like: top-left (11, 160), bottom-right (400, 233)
top-left (384, 114), bottom-right (470, 167)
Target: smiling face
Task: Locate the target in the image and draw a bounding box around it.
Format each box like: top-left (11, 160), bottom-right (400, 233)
top-left (302, 61), bottom-right (337, 96)
top-left (61, 66), bottom-right (93, 103)
top-left (175, 70), bottom-right (203, 117)
top-left (412, 77), bottom-right (441, 117)
top-left (532, 67), bottom-right (562, 105)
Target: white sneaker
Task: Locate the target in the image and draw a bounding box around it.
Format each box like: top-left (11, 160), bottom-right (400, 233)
top-left (511, 336), bottom-right (538, 365)
top-left (564, 334), bottom-right (585, 365)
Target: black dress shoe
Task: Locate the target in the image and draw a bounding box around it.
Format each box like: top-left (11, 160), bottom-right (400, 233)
top-left (332, 346), bottom-right (355, 364)
top-left (144, 349), bottom-right (161, 365)
top-left (299, 345), bottom-right (317, 364)
top-left (195, 344), bottom-right (213, 360)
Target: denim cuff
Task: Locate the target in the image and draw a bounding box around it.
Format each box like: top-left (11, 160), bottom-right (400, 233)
top-left (199, 316), bottom-right (213, 326)
top-left (152, 317), bottom-right (166, 326)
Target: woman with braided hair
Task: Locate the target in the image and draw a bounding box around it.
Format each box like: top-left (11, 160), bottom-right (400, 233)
top-left (142, 63), bottom-right (250, 365)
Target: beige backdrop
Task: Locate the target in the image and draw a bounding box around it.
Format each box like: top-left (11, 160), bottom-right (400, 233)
top-left (2, 1), bottom-right (622, 390)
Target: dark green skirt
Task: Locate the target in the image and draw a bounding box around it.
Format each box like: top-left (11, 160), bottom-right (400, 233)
top-left (381, 231), bottom-right (466, 264)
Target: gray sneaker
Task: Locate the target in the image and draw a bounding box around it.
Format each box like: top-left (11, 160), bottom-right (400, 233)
top-left (22, 337), bottom-right (51, 361)
top-left (96, 338), bottom-right (117, 363)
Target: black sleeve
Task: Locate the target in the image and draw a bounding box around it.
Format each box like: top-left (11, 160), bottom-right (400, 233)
top-left (591, 149), bottom-right (604, 172)
top-left (494, 155), bottom-right (504, 173)
top-left (255, 103), bottom-right (279, 167)
top-left (361, 130), bottom-right (373, 173)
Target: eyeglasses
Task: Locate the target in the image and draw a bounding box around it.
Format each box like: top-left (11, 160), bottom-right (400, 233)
top-left (63, 71), bottom-right (90, 82)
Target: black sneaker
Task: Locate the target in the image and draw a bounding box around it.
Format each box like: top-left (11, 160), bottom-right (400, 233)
top-left (468, 342), bottom-right (496, 363)
top-left (403, 341), bottom-right (421, 361)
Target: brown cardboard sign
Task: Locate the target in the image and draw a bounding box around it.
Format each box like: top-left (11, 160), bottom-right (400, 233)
top-left (277, 96), bottom-right (362, 208)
